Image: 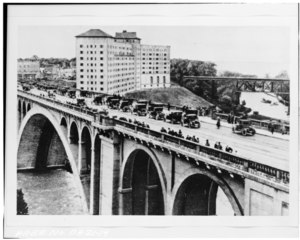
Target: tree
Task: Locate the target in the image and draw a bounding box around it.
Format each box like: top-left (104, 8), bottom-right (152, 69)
top-left (17, 189), bottom-right (28, 215)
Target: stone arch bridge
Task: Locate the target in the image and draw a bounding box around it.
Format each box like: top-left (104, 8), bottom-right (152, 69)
top-left (17, 90), bottom-right (289, 216)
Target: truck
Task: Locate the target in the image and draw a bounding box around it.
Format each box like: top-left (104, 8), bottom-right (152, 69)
top-left (131, 100), bottom-right (148, 116)
top-left (147, 102), bottom-right (165, 120)
top-left (119, 99), bottom-right (133, 112)
top-left (232, 119), bottom-right (256, 136)
top-left (181, 109), bottom-right (200, 128)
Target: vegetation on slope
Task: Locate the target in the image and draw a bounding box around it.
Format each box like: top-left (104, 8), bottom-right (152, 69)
top-left (125, 86), bottom-right (212, 109)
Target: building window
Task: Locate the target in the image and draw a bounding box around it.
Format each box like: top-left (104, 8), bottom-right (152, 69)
top-left (100, 51), bottom-right (103, 54)
top-left (80, 63), bottom-right (83, 66)
top-left (101, 88), bottom-right (104, 91)
top-left (150, 76), bottom-right (153, 85)
top-left (157, 76), bottom-right (159, 85)
top-left (80, 81), bottom-right (84, 84)
top-left (80, 75), bottom-right (84, 78)
top-left (100, 45), bottom-right (103, 48)
top-left (80, 51), bottom-right (83, 54)
top-left (100, 57), bottom-right (103, 60)
top-left (163, 76), bottom-right (166, 84)
top-left (80, 45), bottom-right (83, 48)
top-left (80, 57), bottom-right (83, 60)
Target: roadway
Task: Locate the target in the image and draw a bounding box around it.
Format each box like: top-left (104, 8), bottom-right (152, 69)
top-left (28, 88), bottom-right (289, 171)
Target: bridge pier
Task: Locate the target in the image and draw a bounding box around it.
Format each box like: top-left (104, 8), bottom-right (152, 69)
top-left (99, 134), bottom-right (121, 215)
top-left (77, 140), bottom-right (82, 173)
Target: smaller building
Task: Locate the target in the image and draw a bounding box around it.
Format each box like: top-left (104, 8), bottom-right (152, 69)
top-left (17, 59), bottom-right (40, 80)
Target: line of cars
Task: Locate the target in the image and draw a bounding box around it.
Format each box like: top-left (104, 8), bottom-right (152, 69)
top-left (97, 96), bottom-right (201, 129)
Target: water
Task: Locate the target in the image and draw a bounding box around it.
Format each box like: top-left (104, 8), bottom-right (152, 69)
top-left (240, 92), bottom-right (289, 121)
top-left (17, 169), bottom-right (88, 215)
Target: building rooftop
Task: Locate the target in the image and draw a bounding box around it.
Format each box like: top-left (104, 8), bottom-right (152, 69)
top-left (76, 29), bottom-right (113, 38)
top-left (115, 30), bottom-right (141, 40)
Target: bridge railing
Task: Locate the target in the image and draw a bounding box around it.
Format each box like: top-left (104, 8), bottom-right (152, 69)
top-left (18, 90), bottom-right (96, 116)
top-left (114, 118), bottom-right (289, 185)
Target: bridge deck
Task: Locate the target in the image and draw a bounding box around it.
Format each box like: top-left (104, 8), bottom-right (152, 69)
top-left (20, 89), bottom-right (289, 172)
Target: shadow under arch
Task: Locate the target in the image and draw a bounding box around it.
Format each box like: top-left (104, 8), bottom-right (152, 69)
top-left (172, 168), bottom-right (243, 216)
top-left (17, 106), bottom-right (88, 213)
top-left (120, 146), bottom-right (167, 215)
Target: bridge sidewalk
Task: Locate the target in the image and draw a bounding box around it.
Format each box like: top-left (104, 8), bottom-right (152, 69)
top-left (199, 116), bottom-right (289, 141)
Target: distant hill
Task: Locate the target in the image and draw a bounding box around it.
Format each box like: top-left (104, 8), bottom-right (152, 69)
top-left (125, 86), bottom-right (212, 108)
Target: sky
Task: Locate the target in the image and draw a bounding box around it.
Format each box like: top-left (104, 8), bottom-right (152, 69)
top-left (18, 25), bottom-right (290, 78)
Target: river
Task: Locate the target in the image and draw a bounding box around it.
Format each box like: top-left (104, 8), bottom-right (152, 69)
top-left (17, 169), bottom-right (88, 215)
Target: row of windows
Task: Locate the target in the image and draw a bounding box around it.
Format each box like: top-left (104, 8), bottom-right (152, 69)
top-left (79, 57), bottom-right (103, 61)
top-left (80, 69), bottom-right (103, 73)
top-left (142, 53), bottom-right (168, 56)
top-left (80, 45), bottom-right (103, 48)
top-left (80, 81), bottom-right (104, 85)
top-left (108, 73), bottom-right (134, 78)
top-left (142, 58), bottom-right (168, 61)
top-left (80, 63), bottom-right (104, 67)
top-left (142, 62), bottom-right (169, 65)
top-left (109, 80), bottom-right (135, 84)
top-left (142, 71), bottom-right (169, 74)
top-left (80, 75), bottom-right (104, 79)
top-left (108, 45), bottom-right (132, 50)
top-left (142, 66), bottom-right (168, 70)
top-left (81, 87), bottom-right (104, 91)
top-left (80, 51), bottom-right (103, 54)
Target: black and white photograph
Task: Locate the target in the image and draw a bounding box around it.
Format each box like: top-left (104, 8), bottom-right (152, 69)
top-left (4, 2), bottom-right (299, 238)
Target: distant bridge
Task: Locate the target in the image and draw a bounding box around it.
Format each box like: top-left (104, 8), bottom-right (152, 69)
top-left (17, 90), bottom-right (289, 216)
top-left (183, 76), bottom-right (290, 95)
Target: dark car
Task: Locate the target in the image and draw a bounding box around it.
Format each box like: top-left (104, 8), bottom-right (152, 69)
top-left (232, 119), bottom-right (256, 136)
top-left (181, 109), bottom-right (200, 128)
top-left (107, 98), bottom-right (121, 109)
top-left (132, 103), bottom-right (147, 116)
top-left (164, 110), bottom-right (183, 124)
top-left (148, 102), bottom-right (165, 120)
top-left (119, 99), bottom-right (133, 112)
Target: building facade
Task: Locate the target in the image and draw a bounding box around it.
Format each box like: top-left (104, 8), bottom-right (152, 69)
top-left (17, 59), bottom-right (40, 80)
top-left (76, 29), bottom-right (170, 95)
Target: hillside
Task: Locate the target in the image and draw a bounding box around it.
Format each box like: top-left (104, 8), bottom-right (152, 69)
top-left (125, 86), bottom-right (212, 108)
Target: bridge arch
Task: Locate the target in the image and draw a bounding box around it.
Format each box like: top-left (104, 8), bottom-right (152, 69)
top-left (27, 102), bottom-right (31, 112)
top-left (22, 101), bottom-right (26, 118)
top-left (69, 120), bottom-right (79, 143)
top-left (120, 146), bottom-right (167, 215)
top-left (17, 106), bottom-right (88, 212)
top-left (80, 125), bottom-right (92, 173)
top-left (172, 168), bottom-right (243, 216)
top-left (60, 116), bottom-right (68, 128)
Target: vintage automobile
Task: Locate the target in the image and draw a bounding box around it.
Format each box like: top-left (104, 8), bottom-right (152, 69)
top-left (119, 99), bottom-right (133, 112)
top-left (148, 102), bottom-right (165, 120)
top-left (131, 100), bottom-right (148, 116)
top-left (108, 98), bottom-right (121, 109)
top-left (232, 119), bottom-right (256, 136)
top-left (77, 98), bottom-right (86, 107)
top-left (164, 110), bottom-right (183, 124)
top-left (181, 109), bottom-right (200, 128)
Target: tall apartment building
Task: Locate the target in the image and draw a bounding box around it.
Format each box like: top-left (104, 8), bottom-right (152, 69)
top-left (76, 29), bottom-right (170, 95)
